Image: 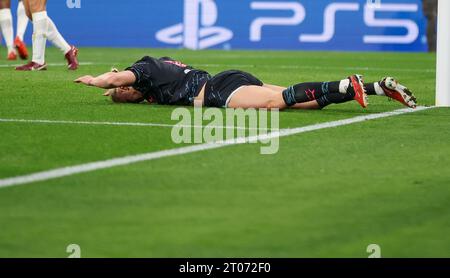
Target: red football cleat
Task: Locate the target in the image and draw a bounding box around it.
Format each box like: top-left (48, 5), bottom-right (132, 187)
top-left (379, 77), bottom-right (417, 108)
top-left (349, 74), bottom-right (368, 108)
top-left (15, 61), bottom-right (47, 71)
top-left (14, 37), bottom-right (29, 60)
top-left (65, 46), bottom-right (79, 70)
top-left (7, 51), bottom-right (17, 61)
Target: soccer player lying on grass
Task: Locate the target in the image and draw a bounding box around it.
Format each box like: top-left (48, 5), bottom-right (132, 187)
top-left (75, 56), bottom-right (417, 110)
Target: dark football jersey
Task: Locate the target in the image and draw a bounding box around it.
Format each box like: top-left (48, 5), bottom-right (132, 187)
top-left (126, 56), bottom-right (211, 105)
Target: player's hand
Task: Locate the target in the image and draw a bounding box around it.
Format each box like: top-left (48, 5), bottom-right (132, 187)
top-left (74, 75), bottom-right (94, 86)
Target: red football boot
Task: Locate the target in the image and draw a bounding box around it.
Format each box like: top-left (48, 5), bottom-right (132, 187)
top-left (15, 61), bottom-right (48, 71)
top-left (379, 77), bottom-right (417, 108)
top-left (7, 51), bottom-right (17, 61)
top-left (14, 37), bottom-right (29, 60)
top-left (349, 74), bottom-right (368, 108)
top-left (65, 46), bottom-right (79, 70)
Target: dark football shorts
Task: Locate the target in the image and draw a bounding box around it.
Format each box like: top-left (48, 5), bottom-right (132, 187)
top-left (204, 70), bottom-right (264, 108)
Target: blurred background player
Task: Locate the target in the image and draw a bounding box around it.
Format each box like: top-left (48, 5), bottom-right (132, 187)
top-left (0, 0), bottom-right (14, 59)
top-left (15, 0), bottom-right (78, 71)
top-left (15, 0), bottom-right (29, 59)
top-left (0, 0), bottom-right (29, 60)
top-left (422, 0), bottom-right (438, 52)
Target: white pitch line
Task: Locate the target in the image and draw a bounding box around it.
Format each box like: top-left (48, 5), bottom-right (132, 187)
top-left (0, 118), bottom-right (262, 131)
top-left (0, 62), bottom-right (95, 68)
top-left (0, 106), bottom-right (434, 189)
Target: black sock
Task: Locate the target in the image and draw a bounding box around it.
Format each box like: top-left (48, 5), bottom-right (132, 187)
top-left (282, 81), bottom-right (341, 106)
top-left (316, 93), bottom-right (355, 108)
top-left (365, 83), bottom-right (377, 95)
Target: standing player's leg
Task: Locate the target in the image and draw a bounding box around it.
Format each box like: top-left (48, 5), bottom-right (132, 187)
top-left (15, 0), bottom-right (29, 60)
top-left (0, 0), bottom-right (16, 60)
top-left (16, 0), bottom-right (79, 71)
top-left (16, 0), bottom-right (47, 70)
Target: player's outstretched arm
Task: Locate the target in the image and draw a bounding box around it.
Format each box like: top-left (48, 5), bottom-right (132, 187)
top-left (74, 71), bottom-right (136, 89)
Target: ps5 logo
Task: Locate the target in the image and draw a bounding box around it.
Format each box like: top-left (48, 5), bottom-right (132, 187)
top-left (156, 0), bottom-right (233, 50)
top-left (251, 1), bottom-right (419, 45)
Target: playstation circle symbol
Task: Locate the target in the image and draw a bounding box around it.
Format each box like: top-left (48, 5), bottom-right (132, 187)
top-left (156, 0), bottom-right (233, 50)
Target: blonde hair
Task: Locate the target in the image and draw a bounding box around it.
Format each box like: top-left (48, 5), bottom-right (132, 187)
top-left (104, 88), bottom-right (145, 104)
top-left (102, 88), bottom-right (119, 102)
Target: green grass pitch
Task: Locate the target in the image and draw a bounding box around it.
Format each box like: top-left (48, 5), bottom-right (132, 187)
top-left (0, 47), bottom-right (449, 258)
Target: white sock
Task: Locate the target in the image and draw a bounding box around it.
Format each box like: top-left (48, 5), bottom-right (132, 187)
top-left (0, 8), bottom-right (15, 53)
top-left (47, 17), bottom-right (71, 54)
top-left (339, 79), bottom-right (350, 93)
top-left (31, 11), bottom-right (48, 65)
top-left (16, 1), bottom-right (29, 41)
top-left (373, 82), bottom-right (386, 96)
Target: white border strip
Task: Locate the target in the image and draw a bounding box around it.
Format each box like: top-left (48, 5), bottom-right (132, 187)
top-left (0, 106), bottom-right (434, 188)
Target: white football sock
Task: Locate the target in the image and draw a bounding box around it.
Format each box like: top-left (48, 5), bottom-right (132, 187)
top-left (339, 79), bottom-right (350, 93)
top-left (0, 9), bottom-right (15, 53)
top-left (31, 11), bottom-right (48, 65)
top-left (47, 17), bottom-right (71, 54)
top-left (16, 1), bottom-right (29, 41)
top-left (373, 82), bottom-right (386, 96)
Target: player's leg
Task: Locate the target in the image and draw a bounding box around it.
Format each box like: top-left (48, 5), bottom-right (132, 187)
top-left (228, 75), bottom-right (367, 110)
top-left (263, 84), bottom-right (320, 109)
top-left (41, 0), bottom-right (79, 70)
top-left (280, 75), bottom-right (368, 109)
top-left (45, 10), bottom-right (79, 69)
top-left (365, 77), bottom-right (417, 108)
top-left (21, 0), bottom-right (31, 19)
top-left (228, 86), bottom-right (322, 110)
top-left (263, 84), bottom-right (286, 92)
top-left (268, 76), bottom-right (416, 109)
top-left (272, 81), bottom-right (361, 110)
top-left (16, 0), bottom-right (47, 70)
top-left (16, 0), bottom-right (29, 39)
top-left (227, 86), bottom-right (288, 109)
top-left (0, 0), bottom-right (16, 60)
top-left (15, 0), bottom-right (29, 60)
top-left (17, 0), bottom-right (79, 71)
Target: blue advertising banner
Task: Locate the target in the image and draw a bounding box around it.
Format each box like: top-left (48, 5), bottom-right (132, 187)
top-left (28, 0), bottom-right (428, 52)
